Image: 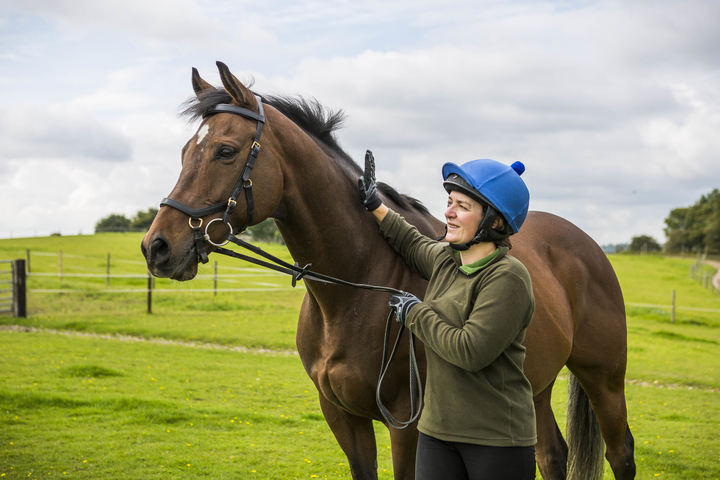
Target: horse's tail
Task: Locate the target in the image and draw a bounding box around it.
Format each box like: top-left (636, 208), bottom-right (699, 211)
top-left (566, 371), bottom-right (605, 480)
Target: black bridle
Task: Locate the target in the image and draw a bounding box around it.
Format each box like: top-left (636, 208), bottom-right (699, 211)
top-left (156, 95), bottom-right (422, 429)
top-left (159, 96), bottom-right (266, 264)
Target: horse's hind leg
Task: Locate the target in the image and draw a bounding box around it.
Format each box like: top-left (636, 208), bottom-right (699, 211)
top-left (569, 366), bottom-right (636, 480)
top-left (533, 379), bottom-right (568, 480)
top-left (318, 395), bottom-right (379, 479)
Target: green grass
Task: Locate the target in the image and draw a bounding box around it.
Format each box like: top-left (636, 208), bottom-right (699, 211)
top-left (0, 233), bottom-right (306, 350)
top-left (609, 254), bottom-right (720, 323)
top-left (1, 236), bottom-right (720, 479)
top-left (0, 329), bottom-right (385, 479)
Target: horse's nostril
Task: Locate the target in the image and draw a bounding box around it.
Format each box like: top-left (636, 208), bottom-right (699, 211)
top-left (150, 236), bottom-right (171, 265)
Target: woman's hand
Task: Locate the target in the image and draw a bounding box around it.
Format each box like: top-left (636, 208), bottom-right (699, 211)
top-left (389, 292), bottom-right (421, 326)
top-left (358, 150), bottom-right (389, 223)
top-left (358, 150), bottom-right (382, 211)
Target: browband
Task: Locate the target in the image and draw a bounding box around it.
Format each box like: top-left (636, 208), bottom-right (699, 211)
top-left (203, 103), bottom-right (265, 123)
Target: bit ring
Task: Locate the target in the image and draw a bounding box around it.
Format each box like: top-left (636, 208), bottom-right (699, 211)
top-left (205, 218), bottom-right (233, 246)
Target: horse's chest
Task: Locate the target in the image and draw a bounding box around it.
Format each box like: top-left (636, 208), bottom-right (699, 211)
top-left (305, 349), bottom-right (375, 414)
top-left (297, 318), bottom-right (377, 415)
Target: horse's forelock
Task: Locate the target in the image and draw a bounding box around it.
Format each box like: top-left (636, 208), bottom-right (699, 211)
top-left (179, 89), bottom-right (233, 122)
top-left (179, 90), bottom-right (350, 159)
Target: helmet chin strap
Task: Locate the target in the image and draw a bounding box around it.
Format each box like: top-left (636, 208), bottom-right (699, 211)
top-left (437, 205), bottom-right (510, 252)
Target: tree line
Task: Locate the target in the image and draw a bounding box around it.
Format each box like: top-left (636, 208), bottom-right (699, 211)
top-left (95, 208), bottom-right (159, 233)
top-left (95, 210), bottom-right (283, 243)
top-left (595, 189), bottom-right (720, 255)
top-left (98, 189), bottom-right (718, 253)
top-left (664, 188), bottom-right (719, 254)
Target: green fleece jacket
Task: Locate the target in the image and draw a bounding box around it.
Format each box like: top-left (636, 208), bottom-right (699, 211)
top-left (380, 209), bottom-right (536, 447)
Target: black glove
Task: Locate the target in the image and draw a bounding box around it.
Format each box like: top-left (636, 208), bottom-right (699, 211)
top-left (389, 292), bottom-right (421, 326)
top-left (358, 150), bottom-right (382, 211)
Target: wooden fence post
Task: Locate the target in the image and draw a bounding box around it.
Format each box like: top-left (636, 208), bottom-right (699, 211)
top-left (106, 253), bottom-right (111, 286)
top-left (26, 249), bottom-right (30, 273)
top-left (13, 259), bottom-right (26, 318)
top-left (147, 273), bottom-right (153, 314)
top-left (214, 261), bottom-right (218, 296)
top-left (58, 250), bottom-right (62, 281)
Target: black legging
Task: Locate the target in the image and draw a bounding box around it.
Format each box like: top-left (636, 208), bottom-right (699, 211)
top-left (415, 433), bottom-right (536, 480)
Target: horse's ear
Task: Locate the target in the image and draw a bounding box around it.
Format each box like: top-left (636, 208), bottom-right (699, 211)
top-left (216, 61), bottom-right (258, 111)
top-left (191, 67), bottom-right (214, 97)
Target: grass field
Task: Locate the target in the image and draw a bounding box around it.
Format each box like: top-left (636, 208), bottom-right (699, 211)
top-left (1, 234), bottom-right (719, 479)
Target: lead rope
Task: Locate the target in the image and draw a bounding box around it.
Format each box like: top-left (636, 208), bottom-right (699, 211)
top-left (214, 234), bottom-right (423, 429)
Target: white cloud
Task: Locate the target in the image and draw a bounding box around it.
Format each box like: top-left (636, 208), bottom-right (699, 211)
top-left (640, 82), bottom-right (720, 180)
top-left (1, 0), bottom-right (719, 247)
top-left (4, 0), bottom-right (222, 46)
top-left (0, 106), bottom-right (132, 162)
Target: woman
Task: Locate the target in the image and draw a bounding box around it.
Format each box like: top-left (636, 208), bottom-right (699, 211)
top-left (359, 151), bottom-right (536, 480)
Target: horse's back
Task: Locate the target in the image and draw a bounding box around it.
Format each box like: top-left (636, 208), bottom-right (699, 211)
top-left (509, 211), bottom-right (627, 392)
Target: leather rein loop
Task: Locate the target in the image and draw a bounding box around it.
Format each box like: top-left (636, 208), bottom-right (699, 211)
top-left (159, 96), bottom-right (266, 264)
top-left (215, 234), bottom-right (424, 429)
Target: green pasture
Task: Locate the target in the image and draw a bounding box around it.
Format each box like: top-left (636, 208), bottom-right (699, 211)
top-left (1, 234), bottom-right (719, 479)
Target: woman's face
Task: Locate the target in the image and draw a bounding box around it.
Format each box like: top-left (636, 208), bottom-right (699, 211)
top-left (444, 190), bottom-right (484, 244)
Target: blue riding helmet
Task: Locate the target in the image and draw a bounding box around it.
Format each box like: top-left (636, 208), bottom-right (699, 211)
top-left (442, 159), bottom-right (529, 235)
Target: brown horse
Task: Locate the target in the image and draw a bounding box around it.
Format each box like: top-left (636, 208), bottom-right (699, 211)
top-left (141, 62), bottom-right (635, 480)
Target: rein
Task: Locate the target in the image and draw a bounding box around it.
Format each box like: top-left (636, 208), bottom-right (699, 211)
top-left (215, 234), bottom-right (423, 429)
top-left (159, 97), bottom-right (422, 429)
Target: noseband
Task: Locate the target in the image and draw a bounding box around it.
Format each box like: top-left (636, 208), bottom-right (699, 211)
top-left (159, 96), bottom-right (266, 264)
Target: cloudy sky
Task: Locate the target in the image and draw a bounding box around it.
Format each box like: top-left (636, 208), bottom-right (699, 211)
top-left (1, 0), bottom-right (718, 247)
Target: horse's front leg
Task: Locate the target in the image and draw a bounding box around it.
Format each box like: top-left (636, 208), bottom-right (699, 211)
top-left (319, 395), bottom-right (379, 480)
top-left (387, 421), bottom-right (419, 479)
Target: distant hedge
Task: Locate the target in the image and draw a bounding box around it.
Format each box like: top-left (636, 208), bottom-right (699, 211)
top-left (94, 209), bottom-right (282, 242)
top-left (95, 208), bottom-right (157, 233)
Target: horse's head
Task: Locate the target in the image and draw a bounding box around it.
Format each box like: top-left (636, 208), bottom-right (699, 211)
top-left (141, 62), bottom-right (284, 280)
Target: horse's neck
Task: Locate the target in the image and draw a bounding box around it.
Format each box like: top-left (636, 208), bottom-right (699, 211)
top-left (274, 145), bottom-right (395, 289)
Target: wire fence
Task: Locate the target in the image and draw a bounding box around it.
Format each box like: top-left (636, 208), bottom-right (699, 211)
top-left (24, 267), bottom-right (301, 295)
top-left (18, 247), bottom-right (301, 291)
top-left (1, 247), bottom-right (306, 315)
top-left (5, 247), bottom-right (719, 318)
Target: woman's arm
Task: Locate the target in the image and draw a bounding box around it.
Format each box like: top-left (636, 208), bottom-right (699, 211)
top-left (371, 203), bottom-right (389, 224)
top-left (408, 267), bottom-right (534, 371)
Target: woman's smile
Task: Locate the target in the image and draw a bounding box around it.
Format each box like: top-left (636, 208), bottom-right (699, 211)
top-left (444, 190), bottom-right (484, 245)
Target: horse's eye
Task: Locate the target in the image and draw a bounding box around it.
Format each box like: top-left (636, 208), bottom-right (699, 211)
top-left (215, 145), bottom-right (237, 160)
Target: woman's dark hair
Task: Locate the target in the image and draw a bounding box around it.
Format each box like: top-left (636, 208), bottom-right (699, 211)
top-left (483, 205), bottom-right (512, 250)
top-left (494, 218), bottom-right (513, 250)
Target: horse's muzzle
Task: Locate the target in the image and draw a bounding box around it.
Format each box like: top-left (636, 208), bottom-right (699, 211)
top-left (141, 233), bottom-right (197, 280)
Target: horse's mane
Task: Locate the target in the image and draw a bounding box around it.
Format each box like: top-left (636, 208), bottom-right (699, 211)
top-left (179, 88), bottom-right (429, 215)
